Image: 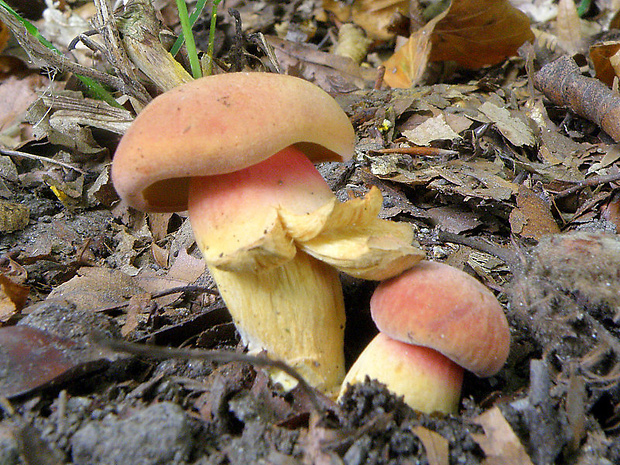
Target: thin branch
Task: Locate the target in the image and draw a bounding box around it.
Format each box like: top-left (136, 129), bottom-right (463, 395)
top-left (91, 0), bottom-right (152, 105)
top-left (94, 284), bottom-right (220, 313)
top-left (0, 6), bottom-right (132, 100)
top-left (551, 172), bottom-right (620, 199)
top-left (0, 147), bottom-right (88, 174)
top-left (96, 337), bottom-right (325, 414)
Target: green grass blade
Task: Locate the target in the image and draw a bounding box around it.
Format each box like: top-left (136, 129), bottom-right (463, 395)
top-left (170, 0), bottom-right (207, 57)
top-left (175, 0), bottom-right (201, 78)
top-left (204, 0), bottom-right (222, 76)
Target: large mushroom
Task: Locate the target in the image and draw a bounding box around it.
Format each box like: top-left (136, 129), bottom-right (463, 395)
top-left (112, 72), bottom-right (424, 396)
top-left (339, 261), bottom-right (510, 413)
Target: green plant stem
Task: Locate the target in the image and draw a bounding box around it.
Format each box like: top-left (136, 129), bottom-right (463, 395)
top-left (204, 0), bottom-right (222, 76)
top-left (170, 0), bottom-right (207, 57)
top-left (175, 0), bottom-right (201, 79)
top-left (0, 1), bottom-right (121, 108)
top-left (577, 0), bottom-right (591, 17)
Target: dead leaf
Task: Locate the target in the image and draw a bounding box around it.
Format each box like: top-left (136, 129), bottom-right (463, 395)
top-left (351, 0), bottom-right (409, 40)
top-left (0, 325), bottom-right (110, 398)
top-left (321, 0), bottom-right (351, 23)
top-left (266, 35), bottom-right (372, 91)
top-left (479, 102), bottom-right (536, 147)
top-left (322, 0), bottom-right (408, 40)
top-left (151, 242), bottom-right (169, 268)
top-left (471, 406), bottom-right (534, 465)
top-left (401, 113), bottom-right (462, 145)
top-left (383, 14), bottom-right (439, 88)
top-left (0, 273), bottom-right (29, 323)
top-left (48, 267), bottom-right (146, 311)
top-left (509, 186), bottom-right (560, 240)
top-left (148, 212), bottom-right (175, 243)
top-left (167, 248), bottom-right (207, 282)
top-left (0, 19), bottom-right (9, 53)
top-left (0, 75), bottom-right (39, 137)
top-left (384, 0), bottom-right (534, 87)
top-left (556, 0), bottom-right (583, 55)
top-left (430, 0), bottom-right (535, 69)
top-left (411, 426), bottom-right (449, 465)
top-left (121, 293), bottom-right (154, 337)
top-left (87, 166), bottom-right (118, 207)
top-left (590, 41), bottom-right (620, 88)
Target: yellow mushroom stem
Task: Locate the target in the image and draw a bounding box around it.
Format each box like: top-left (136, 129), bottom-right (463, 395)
top-left (188, 146), bottom-right (424, 396)
top-left (339, 333), bottom-right (464, 414)
top-left (209, 252), bottom-right (345, 394)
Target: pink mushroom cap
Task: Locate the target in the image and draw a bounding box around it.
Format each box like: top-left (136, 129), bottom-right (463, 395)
top-left (370, 261), bottom-right (510, 377)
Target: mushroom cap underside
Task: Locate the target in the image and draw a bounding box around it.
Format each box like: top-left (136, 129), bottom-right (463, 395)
top-left (111, 72), bottom-right (356, 212)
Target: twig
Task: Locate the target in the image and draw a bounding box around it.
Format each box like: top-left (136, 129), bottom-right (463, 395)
top-left (94, 284), bottom-right (219, 313)
top-left (534, 55), bottom-right (620, 142)
top-left (374, 146), bottom-right (459, 156)
top-left (91, 0), bottom-right (152, 105)
top-left (0, 5), bottom-right (130, 104)
top-left (551, 172), bottom-right (620, 199)
top-left (0, 147), bottom-right (88, 174)
top-left (433, 230), bottom-right (519, 270)
top-left (96, 337), bottom-right (325, 413)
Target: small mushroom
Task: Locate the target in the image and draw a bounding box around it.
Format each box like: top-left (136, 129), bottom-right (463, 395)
top-left (339, 261), bottom-right (510, 413)
top-left (112, 72), bottom-right (424, 396)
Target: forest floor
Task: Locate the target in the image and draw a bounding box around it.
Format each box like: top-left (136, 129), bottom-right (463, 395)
top-left (1, 0), bottom-right (620, 464)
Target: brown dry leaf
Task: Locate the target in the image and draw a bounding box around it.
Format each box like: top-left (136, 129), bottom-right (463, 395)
top-left (351, 0), bottom-right (409, 40)
top-left (301, 413), bottom-right (347, 465)
top-left (48, 267), bottom-right (146, 311)
top-left (479, 102), bottom-right (536, 147)
top-left (0, 75), bottom-right (40, 147)
top-left (167, 248), bottom-right (206, 282)
top-left (0, 325), bottom-right (110, 398)
top-left (87, 166), bottom-right (118, 207)
top-left (150, 242), bottom-right (168, 268)
top-left (401, 113), bottom-right (462, 145)
top-left (0, 273), bottom-right (29, 323)
top-left (266, 35), bottom-right (373, 91)
top-left (383, 13), bottom-right (440, 88)
top-left (411, 426), bottom-right (449, 465)
top-left (471, 406), bottom-right (534, 465)
top-left (429, 159), bottom-right (518, 202)
top-left (134, 249), bottom-right (207, 309)
top-left (509, 186), bottom-right (560, 240)
top-left (0, 19), bottom-right (9, 53)
top-left (556, 0), bottom-right (583, 55)
top-left (384, 0), bottom-right (534, 87)
top-left (322, 0), bottom-right (408, 40)
top-left (148, 212), bottom-right (175, 242)
top-left (430, 0), bottom-right (534, 69)
top-left (590, 41), bottom-right (620, 87)
top-left (121, 292), bottom-right (153, 337)
top-left (321, 0), bottom-right (351, 22)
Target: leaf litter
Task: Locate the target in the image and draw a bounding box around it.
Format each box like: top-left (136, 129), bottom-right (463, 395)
top-left (0, 0), bottom-right (620, 463)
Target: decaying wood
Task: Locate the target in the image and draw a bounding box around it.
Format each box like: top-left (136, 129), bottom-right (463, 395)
top-left (115, 0), bottom-right (193, 93)
top-left (91, 0), bottom-right (152, 105)
top-left (534, 55), bottom-right (620, 142)
top-left (0, 6), bottom-right (134, 99)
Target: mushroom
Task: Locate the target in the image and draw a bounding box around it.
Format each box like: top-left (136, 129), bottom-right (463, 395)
top-left (112, 72), bottom-right (424, 396)
top-left (339, 261), bottom-right (510, 413)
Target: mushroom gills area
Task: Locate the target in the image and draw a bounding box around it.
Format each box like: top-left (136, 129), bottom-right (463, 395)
top-left (188, 146), bottom-right (346, 395)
